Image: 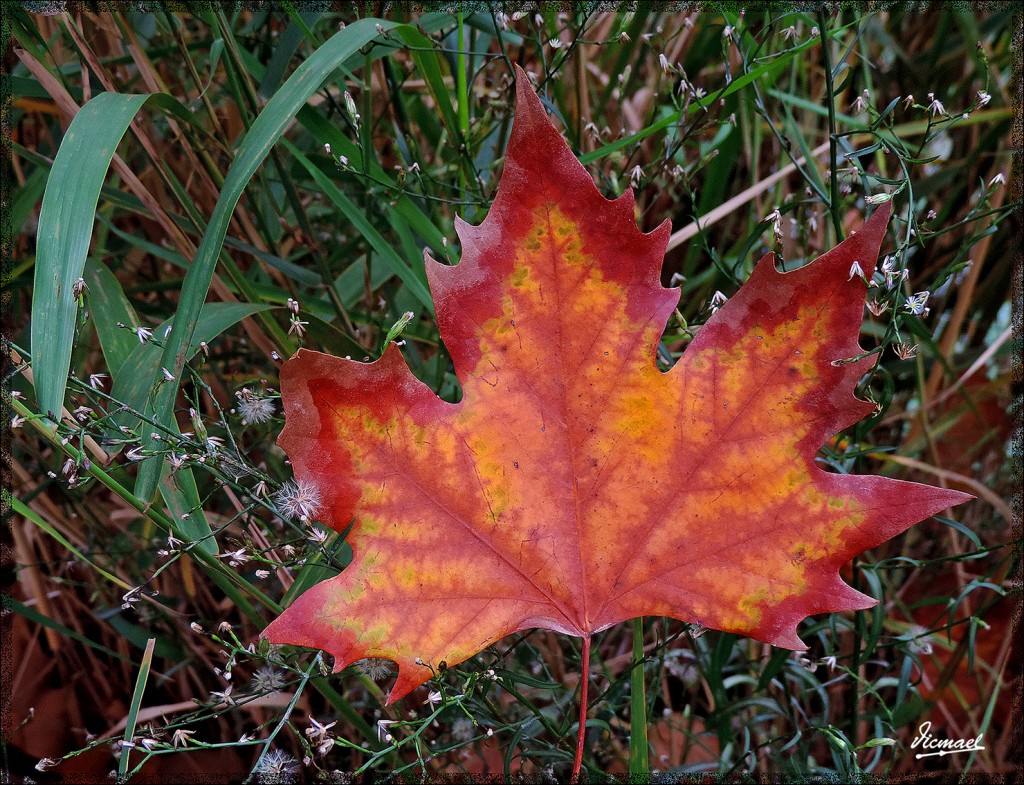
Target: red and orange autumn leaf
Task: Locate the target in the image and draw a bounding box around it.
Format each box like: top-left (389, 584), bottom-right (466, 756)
top-left (264, 69), bottom-right (970, 703)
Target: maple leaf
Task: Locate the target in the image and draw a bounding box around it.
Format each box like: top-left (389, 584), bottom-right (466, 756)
top-left (264, 68), bottom-right (971, 707)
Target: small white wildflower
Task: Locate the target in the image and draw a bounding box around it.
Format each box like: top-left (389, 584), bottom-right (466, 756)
top-left (10, 415), bottom-right (26, 429)
top-left (658, 53), bottom-right (671, 73)
top-left (547, 37), bottom-right (561, 50)
top-left (138, 737), bottom-right (159, 751)
top-left (629, 165), bottom-right (643, 188)
top-left (239, 733), bottom-right (254, 743)
top-left (820, 655), bottom-right (837, 672)
top-left (160, 367), bottom-right (174, 382)
top-left (121, 588), bottom-right (140, 609)
top-left (88, 372), bottom-right (107, 388)
top-left (926, 209), bottom-right (938, 221)
top-left (988, 172), bottom-right (1006, 187)
top-left (796, 654), bottom-right (816, 671)
top-left (306, 717), bottom-right (337, 741)
top-left (894, 342), bottom-right (919, 360)
top-left (274, 480), bottom-right (323, 522)
top-left (618, 31), bottom-right (630, 43)
top-left (709, 290), bottom-right (728, 313)
top-left (205, 436), bottom-right (224, 452)
top-left (848, 261), bottom-right (865, 280)
top-left (190, 622), bottom-right (205, 634)
top-left (220, 548), bottom-right (249, 567)
top-left (866, 299), bottom-right (889, 316)
top-left (125, 446), bottom-right (145, 462)
top-left (35, 757), bottom-right (59, 771)
top-left (134, 326), bottom-right (153, 343)
top-left (288, 316), bottom-right (309, 339)
top-left (903, 94), bottom-right (915, 110)
top-left (255, 569), bottom-right (270, 579)
top-left (809, 26), bottom-right (819, 37)
top-left (977, 90), bottom-right (991, 107)
top-left (376, 719), bottom-right (396, 744)
top-left (851, 89), bottom-right (870, 114)
top-left (766, 207), bottom-right (782, 245)
top-left (171, 729), bottom-right (195, 747)
top-left (904, 291), bottom-right (930, 315)
top-left (306, 526), bottom-right (329, 546)
top-left (72, 277), bottom-right (88, 300)
top-left (425, 690), bottom-right (442, 707)
top-left (253, 480), bottom-right (269, 497)
top-left (722, 24), bottom-right (734, 37)
top-left (209, 685), bottom-right (233, 705)
top-left (782, 25), bottom-right (797, 41)
top-left (926, 92), bottom-right (945, 116)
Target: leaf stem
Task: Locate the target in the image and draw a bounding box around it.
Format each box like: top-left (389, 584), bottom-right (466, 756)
top-left (572, 633), bottom-right (591, 781)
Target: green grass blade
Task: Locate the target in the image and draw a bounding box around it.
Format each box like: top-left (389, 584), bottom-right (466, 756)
top-left (135, 18), bottom-right (400, 503)
top-left (282, 138), bottom-right (433, 308)
top-left (2, 595), bottom-right (133, 665)
top-left (392, 26), bottom-right (461, 142)
top-left (14, 496), bottom-right (133, 591)
top-left (295, 105), bottom-right (447, 253)
top-left (118, 637), bottom-right (156, 779)
top-left (31, 91), bottom-right (150, 425)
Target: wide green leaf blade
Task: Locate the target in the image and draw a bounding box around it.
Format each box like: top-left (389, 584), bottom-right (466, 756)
top-left (31, 91), bottom-right (150, 425)
top-left (29, 90), bottom-right (210, 426)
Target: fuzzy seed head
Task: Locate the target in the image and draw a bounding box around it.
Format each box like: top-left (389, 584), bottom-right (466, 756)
top-left (274, 480), bottom-right (323, 522)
